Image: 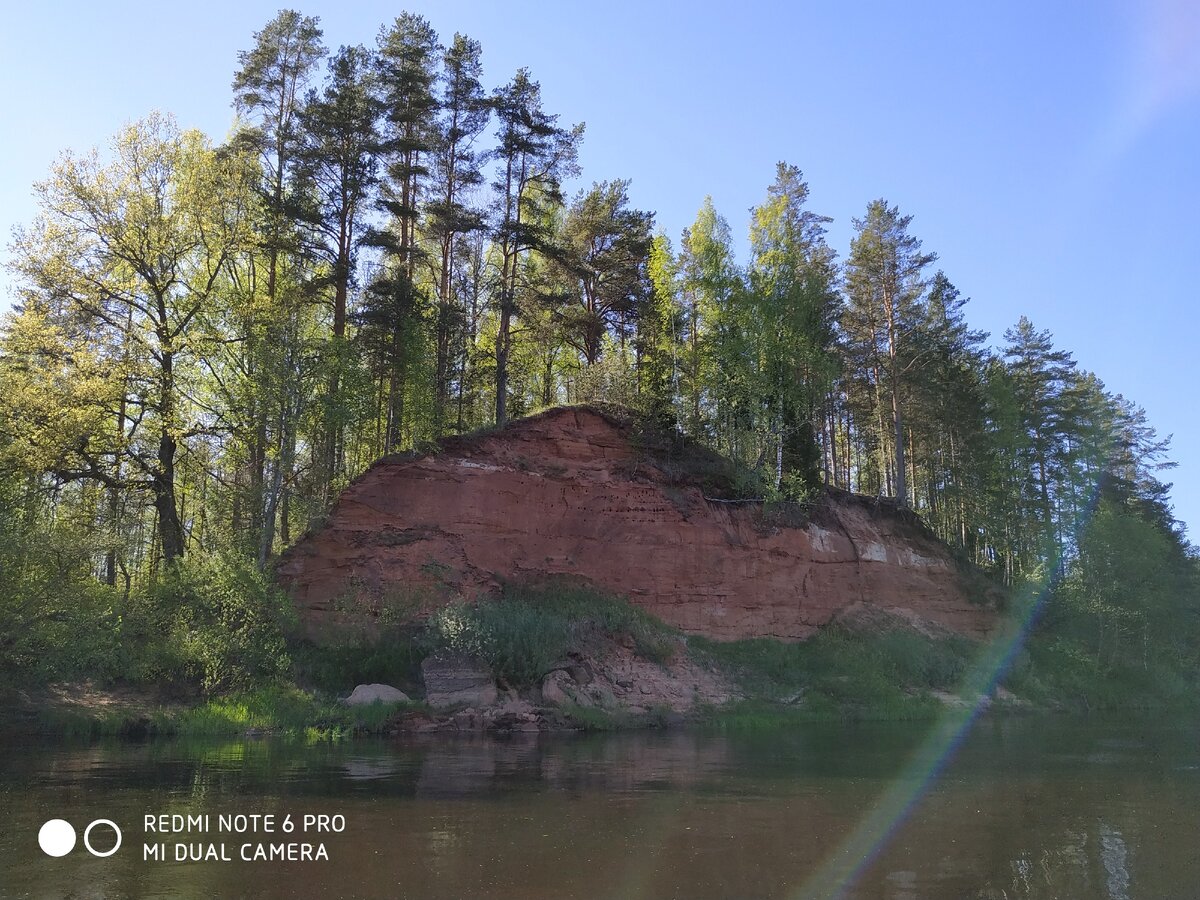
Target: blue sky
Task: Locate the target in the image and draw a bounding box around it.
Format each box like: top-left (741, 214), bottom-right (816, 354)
top-left (2, 1), bottom-right (1198, 534)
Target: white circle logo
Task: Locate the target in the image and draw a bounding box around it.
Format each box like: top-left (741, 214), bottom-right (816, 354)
top-left (83, 819), bottom-right (122, 857)
top-left (38, 819), bottom-right (76, 857)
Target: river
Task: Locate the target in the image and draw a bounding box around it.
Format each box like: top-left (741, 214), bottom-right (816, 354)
top-left (0, 716), bottom-right (1196, 898)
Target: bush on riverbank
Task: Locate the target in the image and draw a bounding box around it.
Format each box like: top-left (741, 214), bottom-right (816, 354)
top-left (0, 530), bottom-right (293, 696)
top-left (691, 626), bottom-right (974, 722)
top-left (427, 582), bottom-right (677, 685)
top-left (294, 582), bottom-right (677, 694)
top-left (5, 550), bottom-right (1198, 736)
top-left (1004, 632), bottom-right (1197, 712)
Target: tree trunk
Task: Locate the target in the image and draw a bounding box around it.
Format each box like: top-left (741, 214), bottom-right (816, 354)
top-left (260, 410), bottom-right (296, 567)
top-left (387, 318), bottom-right (407, 451)
top-left (154, 430), bottom-right (185, 562)
top-left (495, 294), bottom-right (511, 425)
top-left (155, 341), bottom-right (185, 562)
top-left (249, 401), bottom-right (266, 558)
top-left (103, 397), bottom-right (126, 585)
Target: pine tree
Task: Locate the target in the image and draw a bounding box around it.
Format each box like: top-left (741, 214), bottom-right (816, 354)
top-left (1002, 317), bottom-right (1078, 560)
top-left (233, 10), bottom-right (326, 304)
top-left (426, 33), bottom-right (490, 430)
top-left (295, 44), bottom-right (381, 340)
top-left (374, 14), bottom-right (440, 282)
top-left (553, 180), bottom-right (653, 366)
top-left (900, 272), bottom-right (989, 541)
top-left (231, 10), bottom-right (326, 560)
top-left (293, 44), bottom-right (382, 506)
top-left (843, 199), bottom-right (937, 506)
top-left (371, 13), bottom-right (440, 450)
top-left (489, 69), bottom-right (582, 424)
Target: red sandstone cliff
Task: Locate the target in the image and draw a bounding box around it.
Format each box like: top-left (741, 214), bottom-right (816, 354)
top-left (278, 407), bottom-right (996, 641)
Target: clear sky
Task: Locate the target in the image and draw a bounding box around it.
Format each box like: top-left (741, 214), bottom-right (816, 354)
top-left (2, 1), bottom-right (1198, 535)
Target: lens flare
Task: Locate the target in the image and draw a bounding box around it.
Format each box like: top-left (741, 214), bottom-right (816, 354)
top-left (792, 486), bottom-right (1101, 899)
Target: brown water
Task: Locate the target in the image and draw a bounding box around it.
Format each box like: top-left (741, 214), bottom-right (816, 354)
top-left (0, 717), bottom-right (1196, 899)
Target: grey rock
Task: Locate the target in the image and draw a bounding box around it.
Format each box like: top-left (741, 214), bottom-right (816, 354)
top-left (344, 683), bottom-right (410, 706)
top-left (421, 652), bottom-right (499, 709)
top-left (541, 670), bottom-right (594, 707)
top-left (500, 699), bottom-right (535, 718)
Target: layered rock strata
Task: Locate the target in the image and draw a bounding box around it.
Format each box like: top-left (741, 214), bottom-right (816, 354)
top-left (279, 407), bottom-right (995, 642)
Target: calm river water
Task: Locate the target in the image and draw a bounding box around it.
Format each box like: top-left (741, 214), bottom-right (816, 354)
top-left (0, 716), bottom-right (1196, 899)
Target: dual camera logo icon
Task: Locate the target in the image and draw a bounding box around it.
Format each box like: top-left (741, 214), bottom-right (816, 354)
top-left (38, 819), bottom-right (122, 858)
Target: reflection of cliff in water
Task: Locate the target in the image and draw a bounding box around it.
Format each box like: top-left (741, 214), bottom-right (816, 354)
top-left (409, 731), bottom-right (743, 798)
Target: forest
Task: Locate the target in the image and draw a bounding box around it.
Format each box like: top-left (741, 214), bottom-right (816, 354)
top-left (1, 10), bottom-right (1196, 705)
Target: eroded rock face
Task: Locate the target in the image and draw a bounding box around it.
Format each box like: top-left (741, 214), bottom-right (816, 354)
top-left (421, 653), bottom-right (499, 709)
top-left (538, 640), bottom-right (736, 713)
top-left (279, 407), bottom-right (996, 642)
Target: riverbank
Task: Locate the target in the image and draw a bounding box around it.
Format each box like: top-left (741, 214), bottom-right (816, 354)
top-left (6, 594), bottom-right (1194, 740)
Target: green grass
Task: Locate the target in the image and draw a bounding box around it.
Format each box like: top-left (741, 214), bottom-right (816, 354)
top-left (293, 582), bottom-right (679, 699)
top-left (557, 701), bottom-right (675, 731)
top-left (426, 582), bottom-right (679, 687)
top-left (1001, 634), bottom-right (1199, 713)
top-left (24, 685), bottom-right (423, 740)
top-left (500, 582), bottom-right (678, 663)
top-left (691, 626), bottom-right (974, 722)
top-left (290, 634), bottom-right (426, 695)
top-left (693, 609), bottom-right (1199, 726)
top-left (21, 574), bottom-right (1198, 740)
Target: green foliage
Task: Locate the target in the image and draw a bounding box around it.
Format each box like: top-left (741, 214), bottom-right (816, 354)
top-left (748, 162), bottom-right (841, 495)
top-left (628, 413), bottom-right (770, 501)
top-left (464, 600), bottom-right (573, 685)
top-left (679, 197), bottom-right (745, 448)
top-left (693, 626), bottom-right (973, 719)
top-left (0, 503), bottom-right (126, 686)
top-left (149, 554), bottom-right (295, 693)
top-left (166, 685), bottom-right (329, 735)
top-left (552, 180), bottom-right (653, 366)
top-left (0, 544), bottom-right (296, 695)
top-left (26, 684), bottom-right (420, 740)
top-left (512, 583), bottom-right (679, 663)
top-left (842, 199), bottom-right (939, 505)
top-left (290, 635), bottom-right (425, 695)
top-left (1003, 633), bottom-right (1197, 713)
top-left (573, 339), bottom-right (640, 408)
top-left (638, 233), bottom-right (682, 427)
top-left (558, 703), bottom-right (627, 731)
top-left (165, 685), bottom-right (417, 739)
top-left (424, 583), bottom-right (677, 686)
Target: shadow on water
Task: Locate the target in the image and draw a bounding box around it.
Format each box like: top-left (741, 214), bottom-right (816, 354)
top-left (0, 717), bottom-right (1196, 899)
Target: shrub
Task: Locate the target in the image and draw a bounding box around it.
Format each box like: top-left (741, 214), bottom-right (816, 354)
top-left (0, 517), bottom-right (127, 686)
top-left (421, 583), bottom-right (679, 687)
top-left (471, 599), bottom-right (572, 685)
top-left (147, 553), bottom-right (294, 693)
top-left (692, 625), bottom-right (975, 718)
top-left (501, 582), bottom-right (678, 664)
top-left (424, 598), bottom-right (571, 686)
top-left (289, 634), bottom-right (425, 694)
